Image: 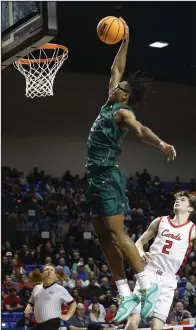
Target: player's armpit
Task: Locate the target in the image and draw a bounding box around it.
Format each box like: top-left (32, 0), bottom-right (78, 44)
top-left (136, 218), bottom-right (160, 247)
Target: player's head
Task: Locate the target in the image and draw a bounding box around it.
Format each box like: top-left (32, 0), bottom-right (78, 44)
top-left (108, 71), bottom-right (152, 105)
top-left (173, 191), bottom-right (196, 216)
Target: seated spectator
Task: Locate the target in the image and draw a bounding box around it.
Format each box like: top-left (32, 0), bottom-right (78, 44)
top-left (189, 296), bottom-right (196, 317)
top-left (2, 276), bottom-right (18, 294)
top-left (19, 245), bottom-right (34, 264)
top-left (28, 266), bottom-right (43, 285)
top-left (85, 279), bottom-right (102, 300)
top-left (84, 258), bottom-right (100, 277)
top-left (72, 257), bottom-right (84, 271)
top-left (45, 256), bottom-right (52, 264)
top-left (173, 289), bottom-right (182, 304)
top-left (182, 275), bottom-right (196, 307)
top-left (32, 246), bottom-right (42, 264)
top-left (84, 272), bottom-right (100, 287)
top-left (98, 265), bottom-right (112, 282)
top-left (56, 266), bottom-right (69, 283)
top-left (2, 256), bottom-right (13, 278)
top-left (20, 288), bottom-right (31, 308)
top-left (75, 280), bottom-right (86, 299)
top-left (168, 301), bottom-right (192, 323)
top-left (3, 288), bottom-right (23, 311)
top-left (89, 297), bottom-right (106, 319)
top-left (89, 303), bottom-right (105, 323)
top-left (99, 290), bottom-right (116, 309)
top-left (67, 271), bottom-right (85, 289)
top-left (17, 274), bottom-right (28, 290)
top-left (104, 304), bottom-right (117, 323)
top-left (76, 262), bottom-right (87, 281)
top-left (99, 277), bottom-right (111, 295)
top-left (13, 254), bottom-right (24, 267)
top-left (11, 265), bottom-right (25, 282)
top-left (57, 257), bottom-right (71, 276)
top-left (16, 314), bottom-right (35, 328)
top-left (66, 303), bottom-right (93, 330)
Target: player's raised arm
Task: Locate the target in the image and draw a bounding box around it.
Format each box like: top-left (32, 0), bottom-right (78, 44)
top-left (135, 218), bottom-right (160, 256)
top-left (109, 18), bottom-right (129, 93)
top-left (116, 109), bottom-right (177, 161)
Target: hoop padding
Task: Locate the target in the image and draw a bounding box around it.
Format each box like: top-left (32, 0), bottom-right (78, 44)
top-left (13, 44), bottom-right (68, 98)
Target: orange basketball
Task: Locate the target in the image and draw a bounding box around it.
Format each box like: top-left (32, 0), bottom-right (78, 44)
top-left (97, 16), bottom-right (125, 45)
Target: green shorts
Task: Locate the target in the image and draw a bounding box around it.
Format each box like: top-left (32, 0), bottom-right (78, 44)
top-left (86, 166), bottom-right (130, 216)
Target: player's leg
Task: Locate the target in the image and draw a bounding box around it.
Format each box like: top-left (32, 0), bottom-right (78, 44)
top-left (151, 276), bottom-right (177, 330)
top-left (151, 317), bottom-right (164, 330)
top-left (125, 314), bottom-right (141, 330)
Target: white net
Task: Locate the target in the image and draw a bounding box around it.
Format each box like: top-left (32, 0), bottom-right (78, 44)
top-left (13, 44), bottom-right (68, 98)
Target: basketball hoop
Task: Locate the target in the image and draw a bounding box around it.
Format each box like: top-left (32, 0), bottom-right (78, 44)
top-left (13, 43), bottom-right (68, 98)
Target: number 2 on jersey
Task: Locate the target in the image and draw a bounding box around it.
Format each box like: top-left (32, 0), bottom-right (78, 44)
top-left (162, 240), bottom-right (173, 255)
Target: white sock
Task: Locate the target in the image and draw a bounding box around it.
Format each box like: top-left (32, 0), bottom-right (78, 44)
top-left (135, 271), bottom-right (150, 290)
top-left (115, 279), bottom-right (132, 297)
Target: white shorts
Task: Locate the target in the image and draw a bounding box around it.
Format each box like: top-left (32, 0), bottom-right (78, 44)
top-left (132, 267), bottom-right (177, 323)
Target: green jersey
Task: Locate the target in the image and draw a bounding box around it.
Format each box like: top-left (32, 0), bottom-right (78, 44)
top-left (85, 103), bottom-right (134, 173)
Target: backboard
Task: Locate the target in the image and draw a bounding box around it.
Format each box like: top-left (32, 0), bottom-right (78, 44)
top-left (1, 1), bottom-right (58, 70)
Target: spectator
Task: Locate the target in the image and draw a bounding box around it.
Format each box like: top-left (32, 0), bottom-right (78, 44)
top-left (66, 303), bottom-right (93, 330)
top-left (183, 275), bottom-right (196, 307)
top-left (85, 279), bottom-right (102, 300)
top-left (88, 297), bottom-right (106, 319)
top-left (84, 272), bottom-right (99, 287)
top-left (3, 288), bottom-right (23, 311)
top-left (72, 257), bottom-right (85, 271)
top-left (99, 290), bottom-right (115, 309)
top-left (11, 266), bottom-right (25, 282)
top-left (19, 245), bottom-right (34, 264)
top-left (56, 266), bottom-right (69, 283)
top-left (20, 288), bottom-right (32, 308)
top-left (2, 276), bottom-right (18, 294)
top-left (67, 271), bottom-right (85, 289)
top-left (28, 266), bottom-right (43, 285)
top-left (16, 314), bottom-right (35, 328)
top-left (32, 246), bottom-right (42, 264)
top-left (74, 280), bottom-right (86, 299)
top-left (84, 258), bottom-right (99, 277)
top-left (189, 296), bottom-right (196, 317)
top-left (98, 265), bottom-right (112, 282)
top-left (2, 256), bottom-right (13, 278)
top-left (104, 304), bottom-right (117, 323)
top-left (168, 301), bottom-right (192, 323)
top-left (99, 277), bottom-right (111, 295)
top-left (76, 262), bottom-right (87, 281)
top-left (57, 257), bottom-right (71, 276)
top-left (89, 303), bottom-right (105, 323)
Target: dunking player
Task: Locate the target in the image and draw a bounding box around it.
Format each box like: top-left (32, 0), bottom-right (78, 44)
top-left (85, 18), bottom-right (176, 323)
top-left (126, 191), bottom-right (196, 330)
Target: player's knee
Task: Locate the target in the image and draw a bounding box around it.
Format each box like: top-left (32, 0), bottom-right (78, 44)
top-left (109, 231), bottom-right (123, 248)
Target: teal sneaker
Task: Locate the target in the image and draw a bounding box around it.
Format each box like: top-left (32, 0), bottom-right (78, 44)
top-left (140, 283), bottom-right (160, 319)
top-left (114, 294), bottom-right (141, 323)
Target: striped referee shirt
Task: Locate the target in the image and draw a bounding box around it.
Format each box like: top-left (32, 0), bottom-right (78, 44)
top-left (28, 282), bottom-right (74, 323)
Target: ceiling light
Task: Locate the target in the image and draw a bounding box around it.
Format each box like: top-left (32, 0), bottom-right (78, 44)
top-left (149, 42), bottom-right (169, 48)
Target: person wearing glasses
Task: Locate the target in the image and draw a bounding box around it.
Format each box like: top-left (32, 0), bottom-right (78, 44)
top-left (85, 17), bottom-right (176, 324)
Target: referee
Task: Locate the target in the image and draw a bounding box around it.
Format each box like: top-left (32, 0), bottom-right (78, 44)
top-left (25, 263), bottom-right (76, 330)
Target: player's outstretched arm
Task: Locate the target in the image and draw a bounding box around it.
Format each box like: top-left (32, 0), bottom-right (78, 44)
top-left (135, 218), bottom-right (160, 256)
top-left (116, 109), bottom-right (177, 161)
top-left (109, 18), bottom-right (129, 93)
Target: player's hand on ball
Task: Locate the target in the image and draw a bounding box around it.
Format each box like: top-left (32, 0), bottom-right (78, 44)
top-left (24, 305), bottom-right (33, 315)
top-left (160, 141), bottom-right (176, 161)
top-left (142, 252), bottom-right (154, 264)
top-left (119, 17), bottom-right (129, 38)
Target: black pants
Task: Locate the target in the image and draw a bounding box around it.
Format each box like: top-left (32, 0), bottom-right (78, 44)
top-left (35, 318), bottom-right (61, 330)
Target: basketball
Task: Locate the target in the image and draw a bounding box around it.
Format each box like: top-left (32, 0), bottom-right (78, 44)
top-left (97, 16), bottom-right (125, 45)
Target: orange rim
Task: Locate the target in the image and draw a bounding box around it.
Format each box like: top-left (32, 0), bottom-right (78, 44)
top-left (15, 43), bottom-right (69, 65)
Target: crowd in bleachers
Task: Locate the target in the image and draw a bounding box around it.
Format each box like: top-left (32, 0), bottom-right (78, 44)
top-left (1, 166), bottom-right (196, 329)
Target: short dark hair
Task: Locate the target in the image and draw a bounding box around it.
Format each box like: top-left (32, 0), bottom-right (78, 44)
top-left (43, 263), bottom-right (55, 270)
top-left (174, 191), bottom-right (196, 211)
top-left (128, 71), bottom-right (152, 103)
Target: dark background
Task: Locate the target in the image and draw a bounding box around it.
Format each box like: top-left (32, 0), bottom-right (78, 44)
top-left (2, 1), bottom-right (196, 144)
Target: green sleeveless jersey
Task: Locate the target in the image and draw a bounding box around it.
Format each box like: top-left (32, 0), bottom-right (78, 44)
top-left (85, 103), bottom-right (134, 173)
